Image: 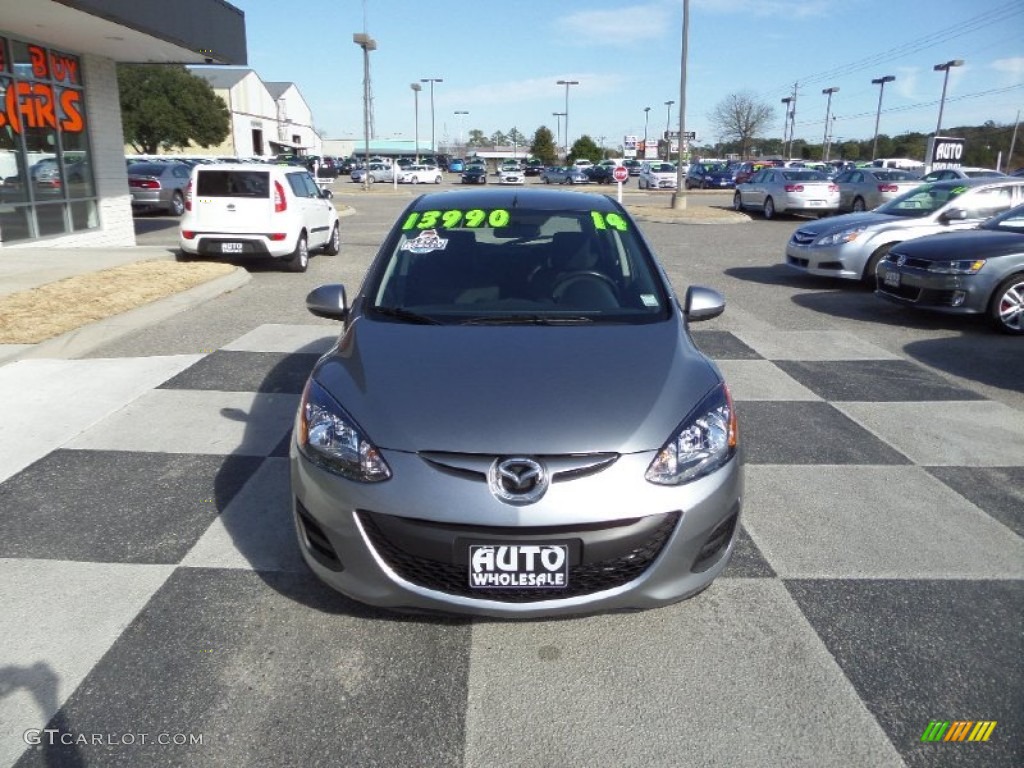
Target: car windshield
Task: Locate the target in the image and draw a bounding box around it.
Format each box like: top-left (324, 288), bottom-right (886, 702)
top-left (127, 162), bottom-right (169, 176)
top-left (874, 183), bottom-right (973, 218)
top-left (875, 170), bottom-right (919, 181)
top-left (981, 204), bottom-right (1024, 232)
top-left (369, 206), bottom-right (670, 325)
top-left (651, 164), bottom-right (675, 173)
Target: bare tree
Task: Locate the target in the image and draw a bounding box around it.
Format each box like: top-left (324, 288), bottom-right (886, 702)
top-left (708, 92), bottom-right (775, 159)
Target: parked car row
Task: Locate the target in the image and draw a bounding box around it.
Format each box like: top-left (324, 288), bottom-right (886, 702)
top-left (779, 177), bottom-right (1024, 334)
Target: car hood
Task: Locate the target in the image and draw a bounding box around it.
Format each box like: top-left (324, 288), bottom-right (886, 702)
top-left (892, 229), bottom-right (1021, 260)
top-left (794, 211), bottom-right (900, 235)
top-left (312, 316), bottom-right (720, 455)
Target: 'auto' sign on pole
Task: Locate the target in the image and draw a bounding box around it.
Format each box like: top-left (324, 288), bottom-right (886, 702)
top-left (927, 136), bottom-right (966, 171)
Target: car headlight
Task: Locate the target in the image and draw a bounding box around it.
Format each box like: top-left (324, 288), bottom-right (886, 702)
top-left (926, 259), bottom-right (986, 275)
top-left (297, 379), bottom-right (391, 482)
top-left (815, 227), bottom-right (867, 247)
top-left (645, 384), bottom-right (738, 486)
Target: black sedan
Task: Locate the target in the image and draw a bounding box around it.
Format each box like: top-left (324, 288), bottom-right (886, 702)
top-left (875, 203), bottom-right (1024, 334)
top-left (461, 164), bottom-right (488, 184)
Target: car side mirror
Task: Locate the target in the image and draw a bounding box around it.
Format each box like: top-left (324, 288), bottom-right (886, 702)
top-left (306, 284), bottom-right (348, 320)
top-left (319, 188), bottom-right (333, 199)
top-left (684, 286), bottom-right (726, 322)
top-left (941, 207), bottom-right (968, 222)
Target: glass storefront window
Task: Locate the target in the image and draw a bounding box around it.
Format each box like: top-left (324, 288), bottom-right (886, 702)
top-left (0, 35), bottom-right (94, 243)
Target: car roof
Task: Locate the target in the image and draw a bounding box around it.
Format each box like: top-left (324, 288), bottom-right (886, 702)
top-left (406, 187), bottom-right (625, 213)
top-left (195, 163), bottom-right (306, 172)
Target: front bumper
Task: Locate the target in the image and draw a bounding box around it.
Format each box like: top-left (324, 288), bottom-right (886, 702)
top-left (291, 446), bottom-right (743, 618)
top-left (785, 236), bottom-right (866, 280)
top-left (875, 260), bottom-right (995, 314)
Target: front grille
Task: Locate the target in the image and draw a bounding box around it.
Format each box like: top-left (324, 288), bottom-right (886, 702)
top-left (886, 252), bottom-right (933, 270)
top-left (878, 283), bottom-right (922, 301)
top-left (790, 229), bottom-right (817, 246)
top-left (358, 510), bottom-right (680, 603)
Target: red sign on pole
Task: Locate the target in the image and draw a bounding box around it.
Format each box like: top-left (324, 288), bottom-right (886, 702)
top-left (612, 165), bottom-right (629, 183)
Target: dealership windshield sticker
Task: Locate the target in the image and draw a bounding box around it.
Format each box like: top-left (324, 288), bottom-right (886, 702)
top-left (400, 229), bottom-right (448, 254)
top-left (469, 544), bottom-right (569, 589)
top-left (921, 720), bottom-right (997, 743)
top-left (402, 209), bottom-right (511, 230)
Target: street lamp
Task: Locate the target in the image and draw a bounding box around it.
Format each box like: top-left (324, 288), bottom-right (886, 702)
top-left (934, 59), bottom-right (964, 134)
top-left (870, 75), bottom-right (895, 161)
top-left (821, 87), bottom-right (839, 161)
top-left (410, 83), bottom-right (421, 163)
top-left (552, 112), bottom-right (566, 157)
top-left (420, 77), bottom-right (443, 157)
top-left (664, 100), bottom-right (675, 160)
top-left (353, 32), bottom-right (377, 192)
top-left (643, 106), bottom-right (651, 158)
top-left (556, 79), bottom-right (579, 159)
top-left (454, 110), bottom-right (468, 154)
top-left (781, 97), bottom-right (792, 158)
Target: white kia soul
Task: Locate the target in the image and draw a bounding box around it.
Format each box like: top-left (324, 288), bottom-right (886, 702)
top-left (178, 163), bottom-right (340, 272)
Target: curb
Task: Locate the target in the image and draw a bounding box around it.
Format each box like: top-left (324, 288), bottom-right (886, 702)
top-left (0, 266), bottom-right (251, 365)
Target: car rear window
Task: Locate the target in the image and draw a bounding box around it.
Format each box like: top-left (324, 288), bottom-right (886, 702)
top-left (195, 170), bottom-right (270, 197)
top-left (127, 163), bottom-right (167, 176)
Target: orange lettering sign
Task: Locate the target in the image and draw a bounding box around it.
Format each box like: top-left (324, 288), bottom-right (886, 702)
top-left (28, 44), bottom-right (49, 78)
top-left (0, 82), bottom-right (85, 133)
top-left (59, 89), bottom-right (84, 132)
top-left (50, 52), bottom-right (80, 85)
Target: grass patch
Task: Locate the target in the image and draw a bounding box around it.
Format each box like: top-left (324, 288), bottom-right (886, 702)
top-left (0, 260), bottom-right (236, 344)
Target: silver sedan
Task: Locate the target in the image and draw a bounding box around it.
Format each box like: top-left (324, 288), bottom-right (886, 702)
top-left (834, 168), bottom-right (921, 212)
top-left (733, 168), bottom-right (839, 219)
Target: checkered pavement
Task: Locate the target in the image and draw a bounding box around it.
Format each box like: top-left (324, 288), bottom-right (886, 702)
top-left (1, 324), bottom-right (1020, 768)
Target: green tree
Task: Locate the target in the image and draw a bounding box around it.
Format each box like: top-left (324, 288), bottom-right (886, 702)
top-left (466, 129), bottom-right (487, 148)
top-left (508, 127), bottom-right (527, 151)
top-left (568, 135), bottom-right (602, 165)
top-left (490, 130), bottom-right (508, 146)
top-left (530, 126), bottom-right (558, 166)
top-left (118, 64), bottom-right (230, 154)
top-left (708, 91), bottom-right (775, 160)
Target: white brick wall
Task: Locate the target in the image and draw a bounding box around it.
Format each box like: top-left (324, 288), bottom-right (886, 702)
top-left (2, 54), bottom-right (137, 248)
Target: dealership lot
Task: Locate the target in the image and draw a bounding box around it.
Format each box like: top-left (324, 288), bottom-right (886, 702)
top-left (1, 185), bottom-right (1021, 767)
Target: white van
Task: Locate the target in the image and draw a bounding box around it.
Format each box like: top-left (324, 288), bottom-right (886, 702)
top-left (179, 163), bottom-right (340, 272)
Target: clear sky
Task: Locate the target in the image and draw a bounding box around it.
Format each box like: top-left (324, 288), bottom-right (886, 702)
top-left (231, 0), bottom-right (1023, 151)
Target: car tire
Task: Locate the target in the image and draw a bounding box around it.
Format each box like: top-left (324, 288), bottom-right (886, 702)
top-left (175, 249), bottom-right (195, 263)
top-left (367, 175), bottom-right (375, 185)
top-left (411, 177), bottom-right (419, 185)
top-left (287, 234), bottom-right (309, 273)
top-left (170, 191), bottom-right (185, 217)
top-left (543, 177), bottom-right (550, 184)
top-left (988, 273), bottom-right (1024, 334)
top-left (763, 197), bottom-right (776, 219)
top-left (322, 223), bottom-right (340, 256)
top-left (732, 192), bottom-right (743, 211)
top-left (863, 244), bottom-right (891, 285)
top-left (702, 180), bottom-right (710, 190)
top-left (853, 196), bottom-right (866, 212)
top-left (434, 176), bottom-right (442, 184)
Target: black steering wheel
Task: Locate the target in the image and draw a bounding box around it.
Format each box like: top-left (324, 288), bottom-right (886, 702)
top-left (552, 270), bottom-right (619, 299)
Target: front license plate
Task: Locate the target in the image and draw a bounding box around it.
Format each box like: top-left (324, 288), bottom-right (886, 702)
top-left (469, 544), bottom-right (569, 589)
top-left (221, 242), bottom-right (243, 253)
top-left (884, 270), bottom-right (901, 287)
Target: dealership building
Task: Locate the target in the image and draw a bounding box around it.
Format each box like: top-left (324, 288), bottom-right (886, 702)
top-left (0, 0), bottom-right (246, 248)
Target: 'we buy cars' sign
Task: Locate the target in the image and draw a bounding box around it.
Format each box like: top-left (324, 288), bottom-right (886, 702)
top-left (0, 41), bottom-right (85, 134)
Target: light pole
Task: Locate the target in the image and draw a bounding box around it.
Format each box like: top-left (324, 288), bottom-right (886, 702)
top-left (821, 87), bottom-right (839, 161)
top-left (552, 112), bottom-right (566, 158)
top-left (353, 32), bottom-right (376, 192)
top-left (870, 75), bottom-right (895, 161)
top-left (410, 83), bottom-right (421, 163)
top-left (454, 110), bottom-right (468, 156)
top-left (780, 97), bottom-right (792, 159)
top-left (664, 100), bottom-right (675, 161)
top-left (643, 106), bottom-right (650, 158)
top-left (556, 79), bottom-right (579, 160)
top-left (671, 0), bottom-right (689, 209)
top-left (934, 59), bottom-right (964, 135)
top-left (420, 77), bottom-right (443, 157)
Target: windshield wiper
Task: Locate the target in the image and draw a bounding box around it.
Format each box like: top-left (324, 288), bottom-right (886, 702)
top-left (372, 306), bottom-right (442, 325)
top-left (461, 314), bottom-right (594, 325)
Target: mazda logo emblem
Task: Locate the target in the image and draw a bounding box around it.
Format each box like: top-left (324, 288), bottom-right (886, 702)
top-left (488, 457), bottom-right (549, 505)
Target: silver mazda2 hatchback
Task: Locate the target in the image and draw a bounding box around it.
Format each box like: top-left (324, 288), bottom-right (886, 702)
top-left (291, 188), bottom-right (743, 617)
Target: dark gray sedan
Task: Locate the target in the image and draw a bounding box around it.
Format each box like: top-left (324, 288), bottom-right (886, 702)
top-left (876, 203), bottom-right (1024, 334)
top-left (290, 188), bottom-right (743, 617)
top-left (127, 161), bottom-right (192, 216)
